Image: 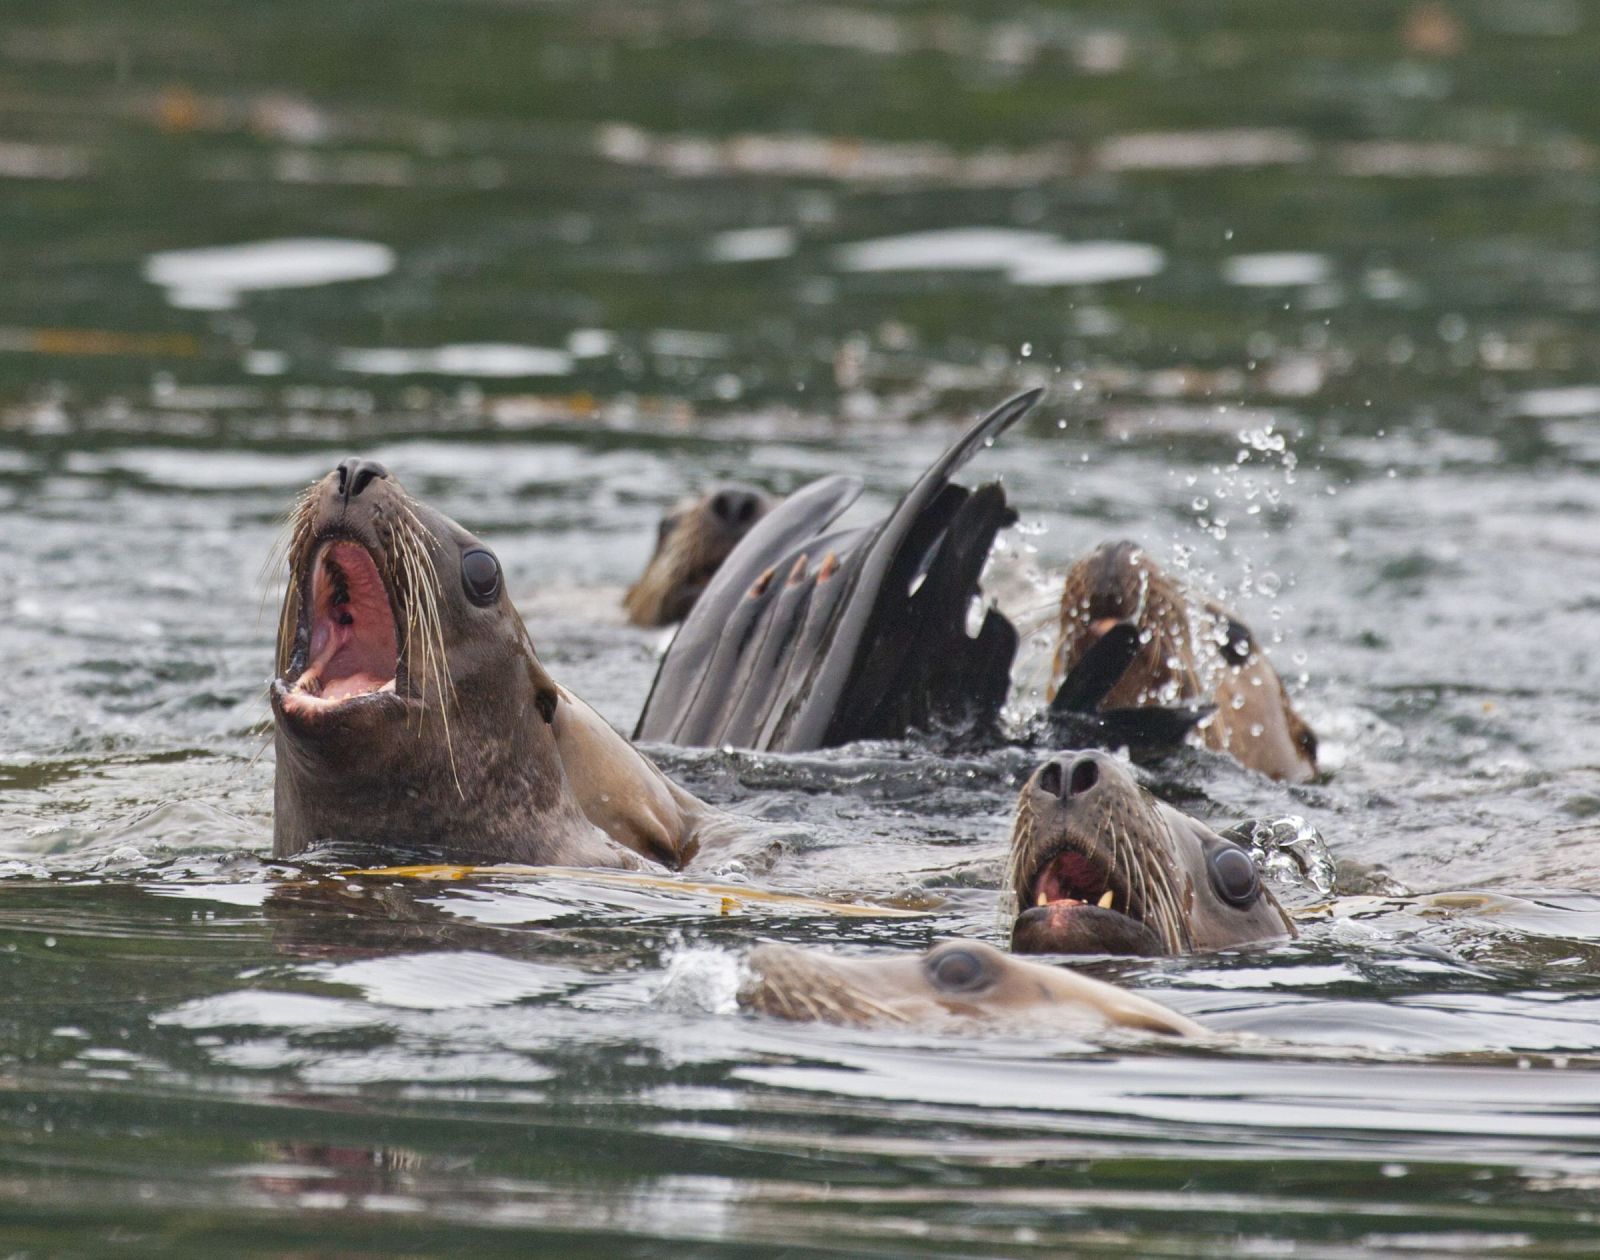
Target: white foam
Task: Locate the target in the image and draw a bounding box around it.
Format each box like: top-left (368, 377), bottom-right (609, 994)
top-left (654, 946), bottom-right (744, 1016)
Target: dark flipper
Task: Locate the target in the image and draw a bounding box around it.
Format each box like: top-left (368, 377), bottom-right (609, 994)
top-left (633, 389), bottom-right (1042, 751)
top-left (1049, 621), bottom-right (1142, 715)
top-left (1041, 706), bottom-right (1208, 750)
top-left (1089, 704), bottom-right (1213, 747)
top-left (1046, 619), bottom-right (1210, 750)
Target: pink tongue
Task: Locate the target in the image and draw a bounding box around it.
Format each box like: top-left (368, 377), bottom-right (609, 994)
top-left (301, 541), bottom-right (398, 701)
top-left (307, 620), bottom-right (392, 699)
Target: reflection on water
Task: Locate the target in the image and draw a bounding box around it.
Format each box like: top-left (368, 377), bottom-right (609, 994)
top-left (3, 0), bottom-right (1600, 1253)
top-left (835, 228), bottom-right (1166, 288)
top-left (143, 239), bottom-right (397, 311)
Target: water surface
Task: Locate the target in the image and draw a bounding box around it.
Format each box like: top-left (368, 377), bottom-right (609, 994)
top-left (3, 1), bottom-right (1600, 1254)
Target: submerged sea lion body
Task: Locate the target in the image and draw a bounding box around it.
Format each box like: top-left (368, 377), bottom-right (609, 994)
top-left (1007, 750), bottom-right (1295, 956)
top-left (1051, 541), bottom-right (1318, 781)
top-left (624, 485), bottom-right (770, 626)
top-left (270, 459), bottom-right (724, 868)
top-left (741, 938), bottom-right (1201, 1036)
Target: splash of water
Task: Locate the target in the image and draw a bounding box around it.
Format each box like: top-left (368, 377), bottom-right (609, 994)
top-left (1225, 815), bottom-right (1336, 895)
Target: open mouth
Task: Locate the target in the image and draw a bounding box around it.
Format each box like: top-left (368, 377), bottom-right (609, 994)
top-left (276, 539), bottom-right (401, 721)
top-left (1012, 840), bottom-right (1165, 956)
top-left (1025, 844), bottom-right (1132, 918)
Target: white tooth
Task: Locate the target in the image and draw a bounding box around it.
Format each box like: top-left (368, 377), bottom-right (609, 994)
top-left (1036, 892), bottom-right (1048, 907)
top-left (379, 679), bottom-right (396, 692)
top-left (1097, 890), bottom-right (1115, 910)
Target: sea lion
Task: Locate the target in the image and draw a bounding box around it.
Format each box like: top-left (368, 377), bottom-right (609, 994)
top-left (624, 484), bottom-right (771, 626)
top-left (741, 938), bottom-right (1201, 1036)
top-left (1007, 750), bottom-right (1295, 956)
top-left (1050, 540), bottom-right (1318, 781)
top-left (270, 458), bottom-right (729, 868)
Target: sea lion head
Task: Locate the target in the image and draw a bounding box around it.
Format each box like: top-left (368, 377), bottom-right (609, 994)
top-left (1006, 750), bottom-right (1295, 956)
top-left (624, 484), bottom-right (770, 626)
top-left (740, 939), bottom-right (1200, 1037)
top-left (1051, 540), bottom-right (1203, 710)
top-left (269, 458), bottom-right (594, 862)
top-left (1052, 540), bottom-right (1318, 781)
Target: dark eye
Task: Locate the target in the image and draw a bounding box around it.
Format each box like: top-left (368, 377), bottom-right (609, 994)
top-left (926, 946), bottom-right (992, 993)
top-left (1208, 844), bottom-right (1260, 907)
top-left (1296, 723), bottom-right (1319, 761)
top-left (461, 549), bottom-right (501, 605)
top-left (1220, 617), bottom-right (1254, 665)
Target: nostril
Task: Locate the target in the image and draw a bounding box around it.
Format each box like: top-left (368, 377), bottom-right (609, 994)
top-left (337, 458), bottom-right (389, 504)
top-left (1037, 756), bottom-right (1099, 801)
top-left (1068, 757), bottom-right (1099, 797)
top-left (350, 459), bottom-right (388, 498)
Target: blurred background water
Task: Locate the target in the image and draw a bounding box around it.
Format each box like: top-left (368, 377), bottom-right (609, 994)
top-left (2, 1), bottom-right (1600, 1255)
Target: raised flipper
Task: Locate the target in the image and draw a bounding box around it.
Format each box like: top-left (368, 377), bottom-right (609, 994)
top-left (634, 389), bottom-right (1043, 751)
top-left (1047, 620), bottom-right (1211, 749)
top-left (634, 475), bottom-right (864, 746)
top-left (1050, 621), bottom-right (1142, 714)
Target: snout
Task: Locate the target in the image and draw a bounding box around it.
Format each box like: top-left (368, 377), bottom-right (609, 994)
top-left (707, 485), bottom-right (766, 531)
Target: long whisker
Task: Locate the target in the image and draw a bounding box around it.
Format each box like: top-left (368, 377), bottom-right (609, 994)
top-left (270, 490), bottom-right (317, 679)
top-left (1144, 813), bottom-right (1187, 952)
top-left (391, 502), bottom-right (463, 797)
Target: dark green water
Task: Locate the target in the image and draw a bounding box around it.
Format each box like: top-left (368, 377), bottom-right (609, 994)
top-left (4, 2), bottom-right (1600, 1255)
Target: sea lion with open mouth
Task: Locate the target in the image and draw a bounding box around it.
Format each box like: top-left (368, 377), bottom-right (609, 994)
top-left (624, 484), bottom-right (771, 626)
top-left (1006, 750), bottom-right (1295, 956)
top-left (1050, 541), bottom-right (1319, 782)
top-left (740, 938), bottom-right (1201, 1036)
top-left (270, 458), bottom-right (731, 868)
